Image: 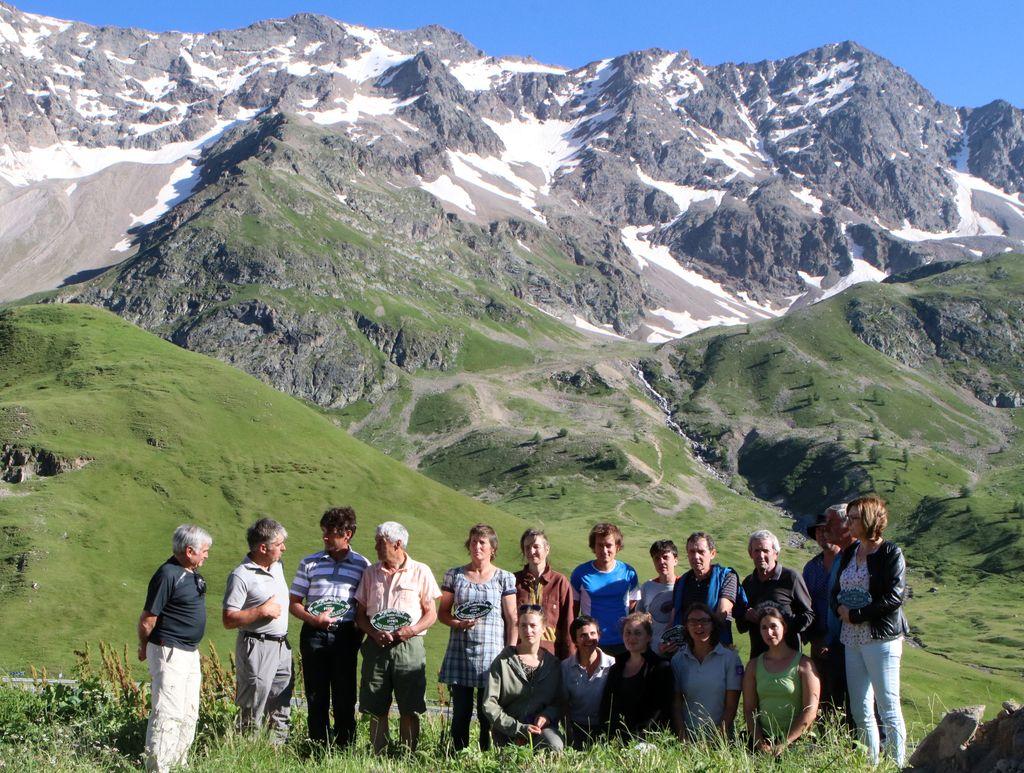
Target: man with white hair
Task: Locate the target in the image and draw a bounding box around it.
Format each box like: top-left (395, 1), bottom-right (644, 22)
top-left (223, 517), bottom-right (292, 743)
top-left (138, 524), bottom-right (213, 773)
top-left (355, 520), bottom-right (441, 752)
top-left (736, 529), bottom-right (814, 657)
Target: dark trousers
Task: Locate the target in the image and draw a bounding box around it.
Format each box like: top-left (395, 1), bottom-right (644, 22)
top-left (449, 685), bottom-right (490, 751)
top-left (818, 642), bottom-right (853, 729)
top-left (299, 622), bottom-right (364, 747)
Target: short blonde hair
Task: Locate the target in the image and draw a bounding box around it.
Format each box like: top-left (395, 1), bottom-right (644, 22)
top-left (849, 494), bottom-right (889, 540)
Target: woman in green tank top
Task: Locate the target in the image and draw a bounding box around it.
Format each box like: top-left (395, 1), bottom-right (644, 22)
top-left (742, 607), bottom-right (820, 755)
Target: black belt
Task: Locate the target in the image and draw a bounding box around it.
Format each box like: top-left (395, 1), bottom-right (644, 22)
top-left (243, 631), bottom-right (289, 644)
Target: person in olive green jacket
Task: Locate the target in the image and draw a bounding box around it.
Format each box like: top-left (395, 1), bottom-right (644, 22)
top-left (481, 606), bottom-right (564, 751)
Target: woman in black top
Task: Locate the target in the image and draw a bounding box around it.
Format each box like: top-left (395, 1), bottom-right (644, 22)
top-left (600, 611), bottom-right (673, 739)
top-left (830, 494), bottom-right (909, 766)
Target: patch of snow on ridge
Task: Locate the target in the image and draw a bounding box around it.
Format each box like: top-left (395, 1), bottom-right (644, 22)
top-left (635, 166), bottom-right (724, 218)
top-left (419, 174), bottom-right (476, 215)
top-left (447, 150), bottom-right (542, 220)
top-left (299, 94), bottom-right (417, 125)
top-left (818, 258), bottom-right (887, 301)
top-left (791, 187), bottom-right (823, 214)
top-left (890, 168), bottom-right (1024, 241)
top-left (482, 116), bottom-right (580, 190)
top-left (129, 157), bottom-right (201, 226)
top-left (451, 58), bottom-right (567, 91)
top-left (798, 271), bottom-right (823, 289)
top-left (622, 226), bottom-right (760, 306)
top-left (337, 25), bottom-right (410, 82)
top-left (0, 109), bottom-right (261, 186)
top-left (648, 307), bottom-right (744, 339)
top-left (572, 315), bottom-right (626, 339)
top-left (699, 131), bottom-right (766, 180)
top-left (621, 226), bottom-right (782, 340)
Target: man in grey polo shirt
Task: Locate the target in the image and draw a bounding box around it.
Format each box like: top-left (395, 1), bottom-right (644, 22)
top-left (223, 518), bottom-right (292, 742)
top-left (560, 615), bottom-right (615, 749)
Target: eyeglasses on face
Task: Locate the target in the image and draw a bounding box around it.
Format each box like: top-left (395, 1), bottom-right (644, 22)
top-left (686, 617), bottom-right (713, 627)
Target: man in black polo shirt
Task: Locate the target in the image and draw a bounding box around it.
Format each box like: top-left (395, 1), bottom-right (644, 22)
top-left (138, 524), bottom-right (212, 773)
top-left (736, 529), bottom-right (813, 657)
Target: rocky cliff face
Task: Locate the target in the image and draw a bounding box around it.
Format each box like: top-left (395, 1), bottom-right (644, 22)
top-left (2, 2), bottom-right (1024, 400)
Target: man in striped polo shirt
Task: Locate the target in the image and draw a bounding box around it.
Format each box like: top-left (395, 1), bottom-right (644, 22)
top-left (288, 506), bottom-right (371, 749)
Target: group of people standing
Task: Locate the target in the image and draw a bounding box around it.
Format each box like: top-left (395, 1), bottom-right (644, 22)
top-left (136, 494), bottom-right (909, 771)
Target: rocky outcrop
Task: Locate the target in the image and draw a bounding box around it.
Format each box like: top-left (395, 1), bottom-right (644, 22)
top-left (549, 366), bottom-right (612, 396)
top-left (354, 312), bottom-right (461, 372)
top-left (1, 444), bottom-right (91, 483)
top-left (908, 702), bottom-right (1024, 773)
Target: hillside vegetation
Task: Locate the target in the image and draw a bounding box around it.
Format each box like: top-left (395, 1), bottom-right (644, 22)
top-left (656, 254), bottom-right (1024, 684)
top-left (0, 303), bottom-right (1019, 716)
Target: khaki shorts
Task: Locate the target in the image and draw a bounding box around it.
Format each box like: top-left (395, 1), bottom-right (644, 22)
top-left (359, 637), bottom-right (427, 716)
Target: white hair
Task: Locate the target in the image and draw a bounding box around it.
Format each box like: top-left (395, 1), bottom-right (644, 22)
top-left (376, 521), bottom-right (409, 547)
top-left (748, 529), bottom-right (780, 554)
top-left (826, 503), bottom-right (849, 524)
top-left (173, 524), bottom-right (212, 554)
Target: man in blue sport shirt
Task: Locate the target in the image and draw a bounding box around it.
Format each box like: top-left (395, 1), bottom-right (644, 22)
top-left (571, 523), bottom-right (639, 656)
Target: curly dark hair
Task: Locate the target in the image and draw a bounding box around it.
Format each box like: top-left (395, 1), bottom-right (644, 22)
top-left (320, 506), bottom-right (357, 535)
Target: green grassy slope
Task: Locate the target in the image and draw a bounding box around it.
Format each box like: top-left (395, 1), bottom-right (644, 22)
top-left (0, 304), bottom-right (524, 672)
top-left (0, 303), bottom-right (1018, 715)
top-left (657, 255), bottom-right (1024, 693)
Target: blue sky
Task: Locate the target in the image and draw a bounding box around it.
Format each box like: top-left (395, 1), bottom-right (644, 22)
top-left (18, 0), bottom-right (1023, 108)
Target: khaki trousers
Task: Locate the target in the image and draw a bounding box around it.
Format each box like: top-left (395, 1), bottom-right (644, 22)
top-left (145, 643), bottom-right (201, 773)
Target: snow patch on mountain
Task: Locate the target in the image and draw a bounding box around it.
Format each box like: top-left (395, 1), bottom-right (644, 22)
top-left (419, 173), bottom-right (476, 214)
top-left (129, 157), bottom-right (200, 226)
top-left (450, 58), bottom-right (567, 91)
top-left (791, 187), bottom-right (824, 214)
top-left (299, 94), bottom-right (415, 125)
top-left (0, 110), bottom-right (261, 186)
top-left (818, 258), bottom-right (887, 300)
top-left (891, 168), bottom-right (1024, 241)
top-left (572, 314), bottom-right (626, 339)
top-left (635, 166), bottom-right (725, 218)
top-left (482, 116), bottom-right (581, 188)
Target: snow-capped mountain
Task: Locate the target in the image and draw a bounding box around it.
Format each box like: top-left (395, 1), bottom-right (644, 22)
top-left (2, 2), bottom-right (1023, 345)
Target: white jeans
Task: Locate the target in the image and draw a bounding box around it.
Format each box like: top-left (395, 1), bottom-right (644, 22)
top-left (145, 643), bottom-right (202, 773)
top-left (845, 637), bottom-right (906, 766)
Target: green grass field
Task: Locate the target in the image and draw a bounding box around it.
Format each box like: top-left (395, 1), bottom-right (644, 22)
top-left (0, 303), bottom-right (1020, 718)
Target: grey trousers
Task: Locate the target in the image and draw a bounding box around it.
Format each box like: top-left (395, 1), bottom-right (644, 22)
top-left (234, 633), bottom-right (294, 742)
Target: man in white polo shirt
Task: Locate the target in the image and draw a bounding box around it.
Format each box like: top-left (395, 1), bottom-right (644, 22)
top-left (223, 518), bottom-right (292, 743)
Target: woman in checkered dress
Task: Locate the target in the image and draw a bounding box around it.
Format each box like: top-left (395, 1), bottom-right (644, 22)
top-left (439, 524), bottom-right (517, 751)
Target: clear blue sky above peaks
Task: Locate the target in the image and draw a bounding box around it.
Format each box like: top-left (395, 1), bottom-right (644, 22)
top-left (17, 0), bottom-right (1023, 108)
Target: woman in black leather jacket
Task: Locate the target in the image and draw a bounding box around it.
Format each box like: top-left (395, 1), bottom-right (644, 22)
top-left (831, 494), bottom-right (908, 766)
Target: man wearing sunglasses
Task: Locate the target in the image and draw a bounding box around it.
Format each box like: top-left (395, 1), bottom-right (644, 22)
top-left (138, 524), bottom-right (213, 773)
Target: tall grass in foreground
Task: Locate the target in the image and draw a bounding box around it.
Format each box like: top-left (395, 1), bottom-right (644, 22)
top-left (0, 644), bottom-right (905, 772)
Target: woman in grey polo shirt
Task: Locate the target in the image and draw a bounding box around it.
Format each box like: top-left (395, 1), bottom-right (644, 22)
top-left (671, 602), bottom-right (744, 740)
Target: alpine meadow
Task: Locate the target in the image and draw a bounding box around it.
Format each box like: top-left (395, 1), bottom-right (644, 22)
top-left (1, 1), bottom-right (1024, 769)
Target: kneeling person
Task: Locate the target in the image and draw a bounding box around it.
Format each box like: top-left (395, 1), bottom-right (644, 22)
top-left (483, 606), bottom-right (564, 751)
top-left (222, 518), bottom-right (292, 743)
